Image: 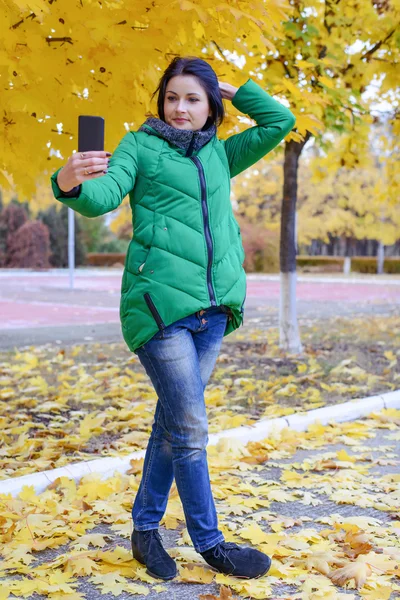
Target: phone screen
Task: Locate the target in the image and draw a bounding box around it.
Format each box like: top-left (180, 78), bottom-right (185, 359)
top-left (78, 115), bottom-right (105, 153)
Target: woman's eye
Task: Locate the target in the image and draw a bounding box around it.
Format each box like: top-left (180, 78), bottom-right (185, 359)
top-left (167, 97), bottom-right (198, 102)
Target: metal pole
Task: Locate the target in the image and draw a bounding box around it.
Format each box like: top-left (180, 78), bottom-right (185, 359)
top-left (377, 240), bottom-right (384, 274)
top-left (68, 207), bottom-right (75, 289)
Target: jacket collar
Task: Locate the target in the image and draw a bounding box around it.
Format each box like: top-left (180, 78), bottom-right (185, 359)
top-left (138, 117), bottom-right (217, 157)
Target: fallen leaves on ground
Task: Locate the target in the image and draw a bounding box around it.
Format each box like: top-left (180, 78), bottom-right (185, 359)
top-left (199, 585), bottom-right (240, 599)
top-left (0, 315), bottom-right (399, 479)
top-left (0, 410), bottom-right (399, 599)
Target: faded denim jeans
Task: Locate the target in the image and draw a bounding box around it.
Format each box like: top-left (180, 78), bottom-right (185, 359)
top-left (131, 305), bottom-right (229, 553)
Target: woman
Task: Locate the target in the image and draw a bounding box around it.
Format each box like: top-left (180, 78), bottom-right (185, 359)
top-left (51, 56), bottom-right (296, 582)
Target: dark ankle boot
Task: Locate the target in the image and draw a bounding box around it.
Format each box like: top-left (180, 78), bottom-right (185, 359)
top-left (200, 541), bottom-right (271, 579)
top-left (131, 528), bottom-right (177, 580)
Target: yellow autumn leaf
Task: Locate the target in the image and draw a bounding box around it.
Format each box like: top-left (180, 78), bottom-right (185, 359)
top-left (319, 75), bottom-right (335, 89)
top-left (214, 574), bottom-right (273, 598)
top-left (294, 114), bottom-right (324, 137)
top-left (179, 564), bottom-right (215, 583)
top-left (79, 413), bottom-right (106, 439)
top-left (125, 582), bottom-right (150, 595)
top-left (337, 449), bottom-right (357, 463)
top-left (295, 59), bottom-right (316, 68)
top-left (360, 586), bottom-right (393, 599)
top-left (255, 533), bottom-right (284, 557)
top-left (238, 523), bottom-right (270, 545)
top-left (281, 78), bottom-right (304, 99)
top-left (64, 555), bottom-right (100, 576)
top-left (70, 533), bottom-right (110, 549)
top-left (329, 560), bottom-right (372, 588)
top-left (356, 551), bottom-right (398, 574)
top-left (90, 572), bottom-right (126, 595)
top-left (18, 485), bottom-right (38, 503)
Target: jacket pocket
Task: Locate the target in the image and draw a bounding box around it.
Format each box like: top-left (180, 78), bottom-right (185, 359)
top-left (144, 292), bottom-right (166, 332)
top-left (130, 245), bottom-right (152, 275)
top-left (125, 223), bottom-right (156, 275)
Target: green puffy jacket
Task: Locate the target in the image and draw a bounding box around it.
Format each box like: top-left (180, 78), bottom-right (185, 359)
top-left (50, 77), bottom-right (296, 354)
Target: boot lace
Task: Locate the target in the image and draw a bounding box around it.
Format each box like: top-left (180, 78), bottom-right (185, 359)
top-left (211, 541), bottom-right (240, 560)
top-left (143, 529), bottom-right (162, 544)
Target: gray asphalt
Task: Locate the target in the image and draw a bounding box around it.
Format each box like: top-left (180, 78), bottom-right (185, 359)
top-left (2, 269), bottom-right (399, 350)
top-left (1, 301), bottom-right (399, 351)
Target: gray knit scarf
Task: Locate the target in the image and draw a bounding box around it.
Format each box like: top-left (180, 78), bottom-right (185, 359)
top-left (138, 117), bottom-right (217, 156)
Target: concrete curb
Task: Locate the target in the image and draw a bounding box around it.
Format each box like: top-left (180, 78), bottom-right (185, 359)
top-left (3, 389), bottom-right (400, 498)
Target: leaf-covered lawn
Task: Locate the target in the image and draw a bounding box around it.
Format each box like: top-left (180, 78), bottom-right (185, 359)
top-left (0, 315), bottom-right (399, 479)
top-left (0, 410), bottom-right (399, 599)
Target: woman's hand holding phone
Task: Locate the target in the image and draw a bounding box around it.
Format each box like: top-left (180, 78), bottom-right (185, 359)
top-left (56, 150), bottom-right (112, 193)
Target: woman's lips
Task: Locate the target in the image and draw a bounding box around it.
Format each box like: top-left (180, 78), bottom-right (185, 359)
top-left (174, 118), bottom-right (188, 122)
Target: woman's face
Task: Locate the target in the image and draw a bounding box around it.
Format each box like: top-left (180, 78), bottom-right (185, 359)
top-left (163, 75), bottom-right (212, 131)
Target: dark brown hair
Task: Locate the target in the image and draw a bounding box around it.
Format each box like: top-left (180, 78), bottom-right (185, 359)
top-left (151, 56), bottom-right (225, 130)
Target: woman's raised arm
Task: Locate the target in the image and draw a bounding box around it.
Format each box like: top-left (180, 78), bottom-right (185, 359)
top-left (50, 131), bottom-right (138, 218)
top-left (220, 78), bottom-right (296, 179)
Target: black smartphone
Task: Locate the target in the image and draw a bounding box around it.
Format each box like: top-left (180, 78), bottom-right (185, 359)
top-left (78, 115), bottom-right (105, 153)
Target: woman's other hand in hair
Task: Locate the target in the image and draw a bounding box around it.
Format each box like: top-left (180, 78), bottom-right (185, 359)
top-left (218, 81), bottom-right (239, 101)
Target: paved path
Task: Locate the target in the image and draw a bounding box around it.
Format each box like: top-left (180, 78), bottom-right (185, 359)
top-left (1, 270), bottom-right (399, 349)
top-left (6, 421), bottom-right (398, 600)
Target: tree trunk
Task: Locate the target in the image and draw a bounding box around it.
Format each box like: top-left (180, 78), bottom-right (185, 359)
top-left (377, 241), bottom-right (385, 274)
top-left (279, 133), bottom-right (311, 354)
top-left (343, 256), bottom-right (351, 275)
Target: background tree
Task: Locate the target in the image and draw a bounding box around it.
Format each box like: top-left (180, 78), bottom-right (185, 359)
top-left (298, 115), bottom-right (399, 259)
top-left (2, 0), bottom-right (398, 354)
top-left (0, 202), bottom-right (28, 266)
top-left (232, 157), bottom-right (283, 227)
top-left (1, 0), bottom-right (296, 196)
top-left (6, 220), bottom-right (51, 268)
top-left (298, 157), bottom-right (400, 255)
top-left (38, 205), bottom-right (86, 267)
top-left (226, 0), bottom-right (399, 352)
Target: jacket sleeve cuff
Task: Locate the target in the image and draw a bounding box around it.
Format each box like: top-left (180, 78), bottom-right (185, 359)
top-left (50, 167), bottom-right (82, 200)
top-left (60, 185), bottom-right (82, 197)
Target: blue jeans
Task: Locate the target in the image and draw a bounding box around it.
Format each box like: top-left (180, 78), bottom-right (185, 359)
top-left (131, 305), bottom-right (229, 553)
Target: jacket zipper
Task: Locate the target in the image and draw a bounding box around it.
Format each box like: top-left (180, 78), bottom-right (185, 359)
top-left (144, 292), bottom-right (166, 331)
top-left (189, 155), bottom-right (217, 306)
